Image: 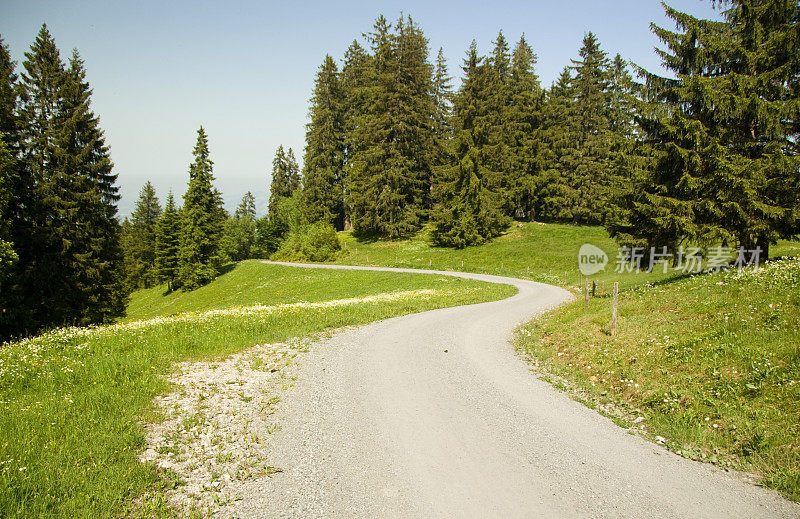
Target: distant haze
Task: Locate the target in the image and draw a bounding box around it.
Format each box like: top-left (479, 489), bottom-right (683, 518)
top-left (1, 0), bottom-right (723, 218)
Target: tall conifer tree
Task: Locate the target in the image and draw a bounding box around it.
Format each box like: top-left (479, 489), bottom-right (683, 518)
top-left (431, 47), bottom-right (454, 189)
top-left (155, 191), bottom-right (180, 291)
top-left (301, 56), bottom-right (346, 228)
top-left (348, 15), bottom-right (436, 238)
top-left (507, 35), bottom-right (543, 220)
top-left (269, 144), bottom-right (301, 217)
top-left (177, 127), bottom-right (224, 290)
top-left (10, 26), bottom-right (126, 332)
top-left (123, 181), bottom-right (161, 288)
top-left (539, 68), bottom-right (577, 220)
top-left (430, 41), bottom-right (509, 247)
top-left (609, 1), bottom-right (800, 258)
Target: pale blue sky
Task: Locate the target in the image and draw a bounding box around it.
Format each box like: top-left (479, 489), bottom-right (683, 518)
top-left (1, 0), bottom-right (723, 217)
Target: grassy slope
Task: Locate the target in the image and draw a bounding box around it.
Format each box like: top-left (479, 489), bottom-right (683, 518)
top-left (516, 259), bottom-right (800, 500)
top-left (125, 260), bottom-right (512, 321)
top-left (335, 223), bottom-right (800, 289)
top-left (335, 223), bottom-right (683, 290)
top-left (0, 262), bottom-right (513, 518)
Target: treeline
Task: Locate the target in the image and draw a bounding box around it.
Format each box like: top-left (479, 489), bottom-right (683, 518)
top-left (0, 26), bottom-right (126, 339)
top-left (300, 2), bottom-right (799, 252)
top-left (122, 140), bottom-right (340, 292)
top-left (298, 15), bottom-right (636, 246)
top-left (2, 1), bottom-right (798, 337)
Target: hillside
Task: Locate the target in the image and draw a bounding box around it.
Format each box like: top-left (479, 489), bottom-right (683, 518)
top-left (516, 257), bottom-right (800, 500)
top-left (335, 222), bottom-right (800, 290)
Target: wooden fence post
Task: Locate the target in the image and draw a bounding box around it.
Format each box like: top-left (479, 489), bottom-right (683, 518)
top-left (611, 282), bottom-right (619, 336)
top-left (584, 279), bottom-right (589, 308)
top-left (601, 281), bottom-right (605, 296)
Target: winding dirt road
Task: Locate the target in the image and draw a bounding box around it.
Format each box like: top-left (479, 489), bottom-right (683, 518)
top-left (223, 263), bottom-right (799, 518)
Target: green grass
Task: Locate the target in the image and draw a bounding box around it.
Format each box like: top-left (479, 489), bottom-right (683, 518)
top-left (515, 257), bottom-right (800, 501)
top-left (0, 262), bottom-right (514, 517)
top-left (334, 223), bottom-right (800, 291)
top-left (334, 223), bottom-right (687, 290)
top-left (125, 260), bottom-right (513, 321)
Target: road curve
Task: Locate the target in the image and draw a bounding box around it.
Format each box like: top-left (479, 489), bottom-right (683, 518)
top-left (223, 262), bottom-right (799, 518)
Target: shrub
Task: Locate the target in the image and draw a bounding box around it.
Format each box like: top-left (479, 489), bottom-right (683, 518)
top-left (273, 221), bottom-right (341, 262)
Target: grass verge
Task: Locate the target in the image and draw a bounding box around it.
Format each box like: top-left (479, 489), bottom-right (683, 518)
top-left (515, 257), bottom-right (800, 501)
top-left (0, 262), bottom-right (514, 517)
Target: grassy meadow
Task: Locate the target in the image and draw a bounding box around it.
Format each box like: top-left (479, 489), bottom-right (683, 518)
top-left (516, 258), bottom-right (800, 501)
top-left (0, 262), bottom-right (513, 517)
top-left (336, 223), bottom-right (683, 290)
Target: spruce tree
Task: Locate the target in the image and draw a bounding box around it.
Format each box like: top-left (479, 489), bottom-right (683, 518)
top-left (301, 55), bottom-right (346, 228)
top-left (507, 35), bottom-right (543, 220)
top-left (430, 41), bottom-right (509, 247)
top-left (13, 25), bottom-right (66, 331)
top-left (221, 191), bottom-right (258, 262)
top-left (124, 181), bottom-right (161, 288)
top-left (431, 47), bottom-right (454, 192)
top-left (609, 1), bottom-right (800, 258)
top-left (0, 135), bottom-right (17, 297)
top-left (348, 15), bottom-right (436, 238)
top-left (0, 38), bottom-right (19, 331)
top-left (340, 40), bottom-right (371, 230)
top-left (11, 27), bottom-right (126, 332)
top-left (0, 36), bottom-right (18, 149)
top-left (154, 191), bottom-right (180, 291)
top-left (268, 145), bottom-right (301, 217)
top-left (567, 32), bottom-right (614, 224)
top-left (235, 190), bottom-right (256, 219)
top-left (538, 68), bottom-right (577, 221)
top-left (55, 49), bottom-right (127, 324)
top-left (177, 127), bottom-right (224, 290)
top-left (483, 31), bottom-right (514, 214)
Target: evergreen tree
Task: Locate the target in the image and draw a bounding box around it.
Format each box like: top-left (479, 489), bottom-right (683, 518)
top-left (221, 191), bottom-right (258, 262)
top-left (235, 190), bottom-right (256, 219)
top-left (348, 15), bottom-right (436, 238)
top-left (0, 135), bottom-right (17, 297)
top-left (154, 191), bottom-right (180, 291)
top-left (177, 127), bottom-right (224, 290)
top-left (55, 49), bottom-right (127, 324)
top-left (268, 144), bottom-right (301, 217)
top-left (609, 1), bottom-right (800, 258)
top-left (430, 41), bottom-right (509, 247)
top-left (0, 38), bottom-right (19, 330)
top-left (566, 32), bottom-right (614, 224)
top-left (123, 181), bottom-right (161, 288)
top-left (483, 31), bottom-right (514, 214)
top-left (0, 36), bottom-right (18, 149)
top-left (301, 55), bottom-right (346, 228)
top-left (507, 35), bottom-right (543, 220)
top-left (608, 53), bottom-right (636, 141)
top-left (340, 40), bottom-right (371, 229)
top-left (12, 25), bottom-right (66, 332)
top-left (431, 47), bottom-right (454, 188)
top-left (8, 26), bottom-right (126, 334)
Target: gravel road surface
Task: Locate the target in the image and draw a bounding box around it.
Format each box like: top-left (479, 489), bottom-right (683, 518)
top-left (222, 262), bottom-right (799, 518)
